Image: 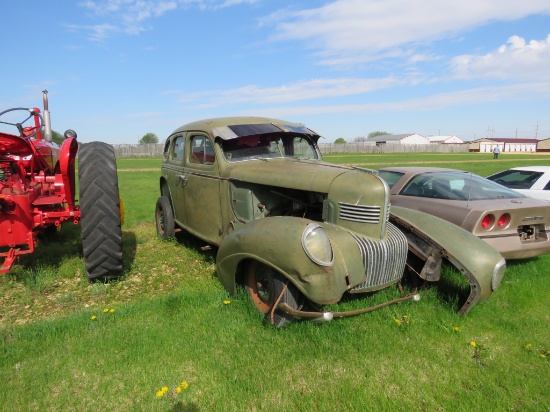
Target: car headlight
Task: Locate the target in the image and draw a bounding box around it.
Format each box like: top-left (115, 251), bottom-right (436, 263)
top-left (301, 223), bottom-right (334, 266)
top-left (491, 258), bottom-right (506, 291)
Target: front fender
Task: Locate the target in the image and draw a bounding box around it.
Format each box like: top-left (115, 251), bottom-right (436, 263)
top-left (390, 206), bottom-right (506, 314)
top-left (216, 217), bottom-right (366, 305)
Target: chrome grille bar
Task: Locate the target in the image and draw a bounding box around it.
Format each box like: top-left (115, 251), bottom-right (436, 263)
top-left (350, 222), bottom-right (408, 291)
top-left (339, 202), bottom-right (381, 224)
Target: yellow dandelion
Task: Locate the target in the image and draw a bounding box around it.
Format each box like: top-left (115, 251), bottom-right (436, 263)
top-left (525, 344), bottom-right (532, 350)
top-left (156, 391), bottom-right (164, 398)
top-left (394, 319), bottom-right (402, 325)
top-left (91, 315), bottom-right (97, 320)
top-left (453, 326), bottom-right (460, 332)
top-left (223, 300), bottom-right (231, 305)
top-left (103, 308), bottom-right (109, 313)
top-left (109, 308), bottom-right (115, 313)
top-left (541, 354), bottom-right (547, 359)
top-left (470, 341), bottom-right (477, 347)
top-left (181, 381), bottom-right (189, 389)
top-left (176, 387), bottom-right (182, 393)
top-left (161, 386), bottom-right (168, 393)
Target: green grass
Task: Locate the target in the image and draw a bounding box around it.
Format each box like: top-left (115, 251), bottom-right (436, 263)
top-left (1, 152), bottom-right (549, 411)
top-left (323, 152), bottom-right (550, 177)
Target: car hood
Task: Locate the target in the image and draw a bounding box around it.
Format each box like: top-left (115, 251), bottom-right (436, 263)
top-left (224, 158), bottom-right (355, 193)
top-left (224, 158), bottom-right (389, 239)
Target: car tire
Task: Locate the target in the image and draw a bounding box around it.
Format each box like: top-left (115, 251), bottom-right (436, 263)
top-left (78, 142), bottom-right (124, 281)
top-left (246, 260), bottom-right (301, 328)
top-left (155, 196), bottom-right (175, 239)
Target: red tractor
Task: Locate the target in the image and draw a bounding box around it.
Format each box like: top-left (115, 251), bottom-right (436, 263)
top-left (0, 91), bottom-right (123, 280)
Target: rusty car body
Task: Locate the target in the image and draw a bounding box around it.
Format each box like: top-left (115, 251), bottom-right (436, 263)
top-left (156, 118), bottom-right (505, 326)
top-left (378, 167), bottom-right (550, 260)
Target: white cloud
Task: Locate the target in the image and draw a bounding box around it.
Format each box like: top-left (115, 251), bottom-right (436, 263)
top-left (242, 81), bottom-right (550, 118)
top-left (174, 76), bottom-right (408, 105)
top-left (451, 35), bottom-right (550, 80)
top-left (75, 0), bottom-right (252, 40)
top-left (65, 22), bottom-right (121, 42)
top-left (263, 0), bottom-right (550, 66)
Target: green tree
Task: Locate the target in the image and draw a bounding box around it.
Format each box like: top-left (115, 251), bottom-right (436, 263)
top-left (368, 131), bottom-right (390, 139)
top-left (334, 137), bottom-right (346, 144)
top-left (139, 133), bottom-right (159, 144)
top-left (51, 130), bottom-right (64, 145)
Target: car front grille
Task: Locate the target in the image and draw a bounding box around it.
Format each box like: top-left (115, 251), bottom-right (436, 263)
top-left (338, 202), bottom-right (381, 224)
top-left (349, 222), bottom-right (408, 291)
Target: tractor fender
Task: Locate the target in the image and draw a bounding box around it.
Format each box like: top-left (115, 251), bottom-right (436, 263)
top-left (60, 137), bottom-right (78, 211)
top-left (216, 216), bottom-right (366, 305)
top-left (389, 206), bottom-right (506, 314)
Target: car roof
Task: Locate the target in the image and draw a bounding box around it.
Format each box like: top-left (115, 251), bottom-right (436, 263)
top-left (170, 116), bottom-right (320, 140)
top-left (507, 166), bottom-right (550, 173)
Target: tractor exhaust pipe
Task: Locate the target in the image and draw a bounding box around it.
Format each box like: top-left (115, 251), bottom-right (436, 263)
top-left (42, 90), bottom-right (52, 142)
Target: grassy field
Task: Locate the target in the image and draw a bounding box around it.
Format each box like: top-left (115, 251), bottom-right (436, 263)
top-left (1, 152), bottom-right (549, 411)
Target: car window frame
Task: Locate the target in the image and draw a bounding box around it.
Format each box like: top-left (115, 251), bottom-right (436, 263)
top-left (189, 134), bottom-right (216, 166)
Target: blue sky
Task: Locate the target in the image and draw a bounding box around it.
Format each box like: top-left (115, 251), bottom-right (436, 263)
top-left (2, 0), bottom-right (550, 143)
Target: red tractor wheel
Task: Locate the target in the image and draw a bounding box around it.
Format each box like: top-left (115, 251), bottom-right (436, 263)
top-left (78, 142), bottom-right (123, 280)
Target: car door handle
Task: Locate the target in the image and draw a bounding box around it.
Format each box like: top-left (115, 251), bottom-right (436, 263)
top-left (178, 174), bottom-right (188, 187)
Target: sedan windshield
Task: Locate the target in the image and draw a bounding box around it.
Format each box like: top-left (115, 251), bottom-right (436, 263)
top-left (400, 172), bottom-right (525, 200)
top-left (221, 133), bottom-right (319, 162)
top-left (378, 170), bottom-right (404, 188)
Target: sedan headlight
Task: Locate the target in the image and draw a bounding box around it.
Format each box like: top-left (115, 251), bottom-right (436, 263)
top-left (301, 223), bottom-right (334, 266)
top-left (491, 258), bottom-right (506, 291)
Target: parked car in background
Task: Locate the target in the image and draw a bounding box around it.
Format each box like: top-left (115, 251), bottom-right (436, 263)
top-left (378, 167), bottom-right (550, 260)
top-left (156, 118), bottom-right (506, 326)
top-left (486, 166), bottom-right (550, 201)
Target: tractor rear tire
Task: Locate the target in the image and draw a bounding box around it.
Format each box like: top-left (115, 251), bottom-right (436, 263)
top-left (78, 142), bottom-right (123, 281)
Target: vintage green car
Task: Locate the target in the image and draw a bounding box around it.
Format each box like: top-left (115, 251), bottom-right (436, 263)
top-left (156, 117), bottom-right (506, 326)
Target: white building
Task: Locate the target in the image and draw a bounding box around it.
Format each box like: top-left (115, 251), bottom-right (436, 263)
top-left (368, 133), bottom-right (430, 145)
top-left (426, 135), bottom-right (464, 144)
top-left (470, 138), bottom-right (538, 153)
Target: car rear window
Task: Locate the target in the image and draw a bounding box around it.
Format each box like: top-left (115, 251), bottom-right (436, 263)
top-left (487, 170), bottom-right (543, 189)
top-left (401, 172), bottom-right (524, 200)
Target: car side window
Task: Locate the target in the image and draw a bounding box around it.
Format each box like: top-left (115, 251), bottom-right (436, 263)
top-left (163, 139), bottom-right (171, 159)
top-left (173, 136), bottom-right (184, 161)
top-left (291, 137), bottom-right (318, 159)
top-left (190, 135), bottom-right (215, 165)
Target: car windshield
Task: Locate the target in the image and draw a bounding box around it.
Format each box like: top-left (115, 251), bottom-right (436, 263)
top-left (400, 172), bottom-right (525, 200)
top-left (378, 170), bottom-right (404, 188)
top-left (487, 169), bottom-right (543, 189)
top-left (221, 133), bottom-right (319, 162)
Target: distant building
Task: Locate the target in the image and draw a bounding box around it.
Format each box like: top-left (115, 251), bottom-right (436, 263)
top-left (426, 135), bottom-right (464, 144)
top-left (368, 133), bottom-right (430, 145)
top-left (538, 137), bottom-right (550, 152)
top-left (469, 138), bottom-right (538, 153)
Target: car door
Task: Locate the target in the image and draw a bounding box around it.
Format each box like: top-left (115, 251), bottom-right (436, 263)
top-left (161, 134), bottom-right (186, 226)
top-left (181, 133), bottom-right (223, 245)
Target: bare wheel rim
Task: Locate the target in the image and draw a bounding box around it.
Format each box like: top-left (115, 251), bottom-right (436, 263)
top-left (247, 261), bottom-right (275, 313)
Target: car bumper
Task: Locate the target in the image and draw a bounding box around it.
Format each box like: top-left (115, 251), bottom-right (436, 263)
top-left (277, 292), bottom-right (421, 323)
top-left (479, 234), bottom-right (550, 260)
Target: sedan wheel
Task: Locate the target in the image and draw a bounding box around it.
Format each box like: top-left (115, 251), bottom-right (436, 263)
top-left (155, 196), bottom-right (175, 239)
top-left (246, 260), bottom-right (302, 327)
